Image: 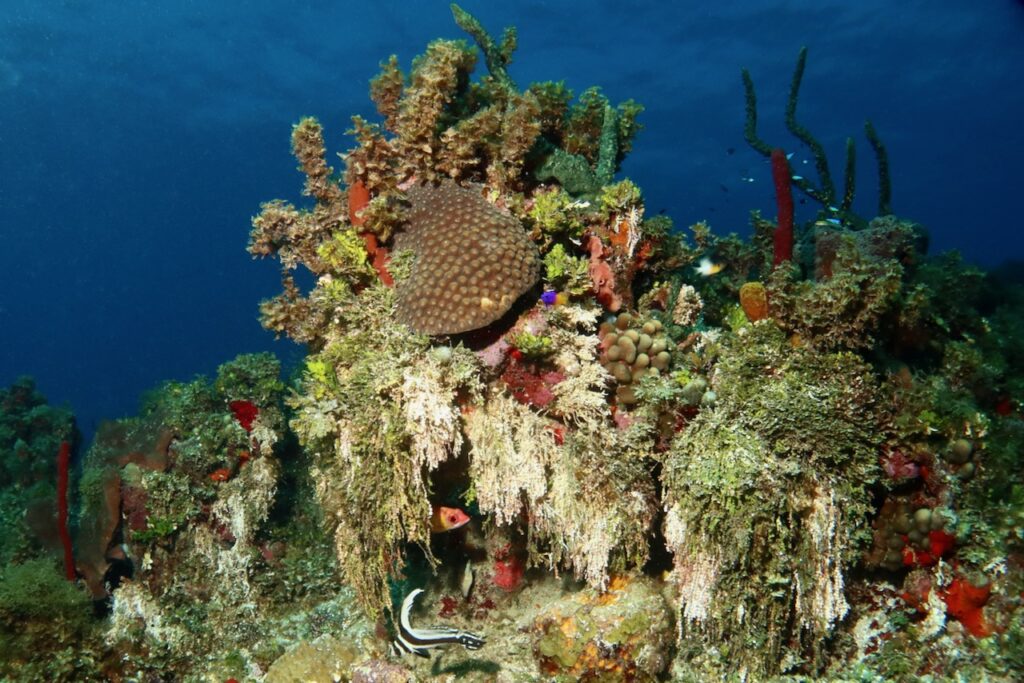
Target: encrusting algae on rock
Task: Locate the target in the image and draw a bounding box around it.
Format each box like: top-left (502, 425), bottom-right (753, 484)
top-left (4, 6), bottom-right (1024, 682)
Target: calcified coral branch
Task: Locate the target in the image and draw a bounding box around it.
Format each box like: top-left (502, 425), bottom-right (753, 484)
top-left (360, 29), bottom-right (545, 193)
top-left (345, 116), bottom-right (399, 196)
top-left (393, 39), bottom-right (477, 181)
top-left (249, 120), bottom-right (342, 286)
top-left (494, 91), bottom-right (542, 187)
top-left (292, 116), bottom-right (345, 207)
top-left (369, 55), bottom-right (403, 131)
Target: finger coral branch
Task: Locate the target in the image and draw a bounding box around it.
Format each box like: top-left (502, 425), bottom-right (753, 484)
top-left (369, 55), bottom-right (404, 132)
top-left (292, 117), bottom-right (345, 207)
top-left (393, 39), bottom-right (477, 181)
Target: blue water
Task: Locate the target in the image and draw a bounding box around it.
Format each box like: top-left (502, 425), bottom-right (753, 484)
top-left (2, 0), bottom-right (1023, 440)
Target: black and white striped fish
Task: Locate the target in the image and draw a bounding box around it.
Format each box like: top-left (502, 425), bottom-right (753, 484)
top-left (388, 588), bottom-right (486, 659)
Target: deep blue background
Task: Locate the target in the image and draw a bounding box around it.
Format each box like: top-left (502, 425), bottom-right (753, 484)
top-left (2, 1), bottom-right (1023, 439)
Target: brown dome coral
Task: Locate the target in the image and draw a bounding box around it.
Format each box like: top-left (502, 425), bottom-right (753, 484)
top-left (396, 182), bottom-right (540, 335)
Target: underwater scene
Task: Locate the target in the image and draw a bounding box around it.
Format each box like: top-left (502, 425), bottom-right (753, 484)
top-left (3, 1), bottom-right (1024, 681)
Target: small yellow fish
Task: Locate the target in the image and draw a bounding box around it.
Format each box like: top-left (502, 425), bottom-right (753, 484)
top-left (695, 257), bottom-right (724, 277)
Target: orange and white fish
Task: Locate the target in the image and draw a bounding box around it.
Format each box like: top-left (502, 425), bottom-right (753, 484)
top-left (430, 506), bottom-right (470, 533)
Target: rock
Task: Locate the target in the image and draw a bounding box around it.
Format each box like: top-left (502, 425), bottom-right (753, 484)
top-left (531, 574), bottom-right (674, 681)
top-left (351, 660), bottom-right (414, 683)
top-left (265, 635), bottom-right (360, 683)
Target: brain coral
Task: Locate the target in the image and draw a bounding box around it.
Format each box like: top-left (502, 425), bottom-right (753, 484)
top-left (396, 182), bottom-right (540, 335)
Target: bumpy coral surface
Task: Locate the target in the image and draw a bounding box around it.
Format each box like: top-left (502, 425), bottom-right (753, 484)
top-left (396, 182), bottom-right (540, 335)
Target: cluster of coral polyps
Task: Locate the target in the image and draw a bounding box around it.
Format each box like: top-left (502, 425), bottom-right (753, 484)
top-left (598, 312), bottom-right (673, 406)
top-left (395, 181), bottom-right (541, 335)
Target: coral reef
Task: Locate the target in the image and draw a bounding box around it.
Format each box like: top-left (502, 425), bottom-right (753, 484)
top-left (4, 6), bottom-right (1024, 683)
top-left (242, 8), bottom-right (1024, 680)
top-left (248, 4), bottom-right (675, 628)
